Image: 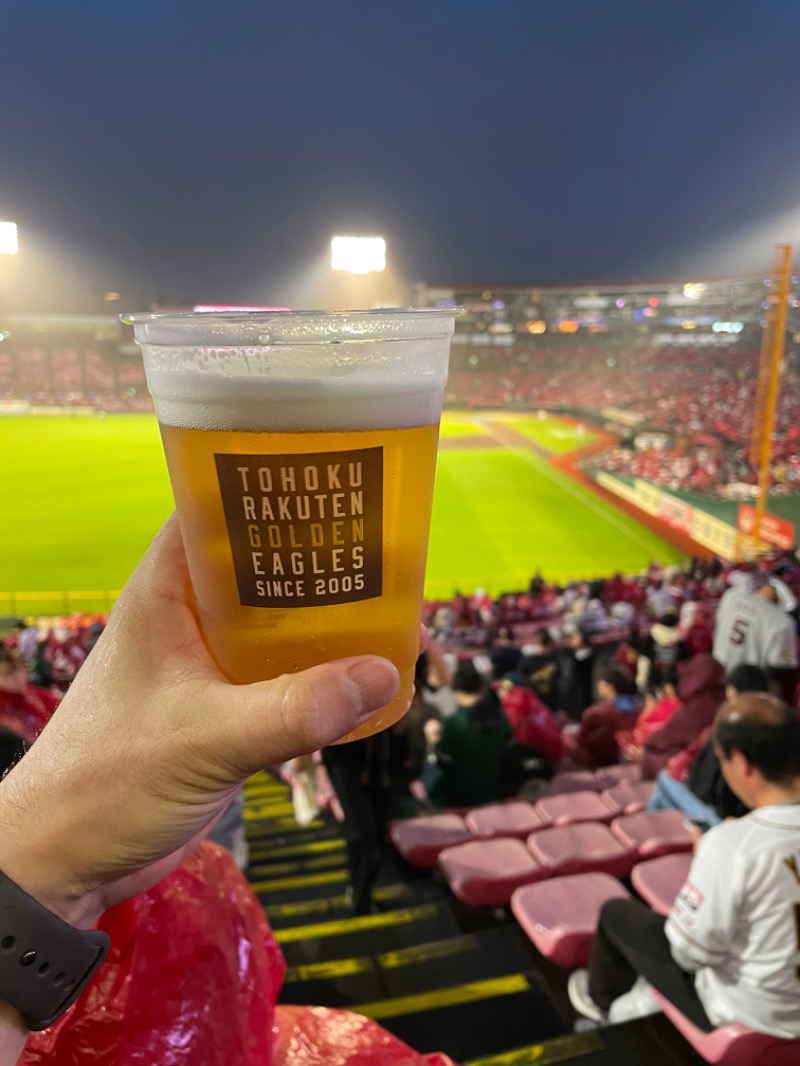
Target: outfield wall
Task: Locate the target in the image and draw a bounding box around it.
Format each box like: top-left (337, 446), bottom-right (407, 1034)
top-left (595, 472), bottom-right (738, 560)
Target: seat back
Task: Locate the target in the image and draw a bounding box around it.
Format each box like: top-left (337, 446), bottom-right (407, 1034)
top-left (535, 789), bottom-right (618, 827)
top-left (466, 801), bottom-right (545, 840)
top-left (610, 809), bottom-right (694, 858)
top-left (631, 852), bottom-right (692, 916)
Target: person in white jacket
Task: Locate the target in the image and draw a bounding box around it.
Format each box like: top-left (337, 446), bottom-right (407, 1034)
top-left (569, 692), bottom-right (800, 1039)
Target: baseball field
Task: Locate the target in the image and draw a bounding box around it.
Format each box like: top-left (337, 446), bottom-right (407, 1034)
top-left (1, 411), bottom-right (683, 614)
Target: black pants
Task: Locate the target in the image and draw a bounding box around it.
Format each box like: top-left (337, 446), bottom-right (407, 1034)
top-left (588, 899), bottom-right (714, 1032)
top-left (326, 766), bottom-right (389, 915)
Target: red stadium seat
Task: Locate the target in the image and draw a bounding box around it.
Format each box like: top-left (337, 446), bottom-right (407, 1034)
top-left (610, 810), bottom-right (694, 860)
top-left (389, 813), bottom-right (472, 868)
top-left (465, 801), bottom-right (547, 840)
top-left (543, 770), bottom-right (601, 795)
top-left (535, 790), bottom-right (619, 827)
top-left (594, 764), bottom-right (641, 789)
top-left (512, 873), bottom-right (631, 968)
top-left (652, 991), bottom-right (800, 1066)
top-left (526, 822), bottom-right (637, 880)
top-left (601, 780), bottom-right (654, 816)
top-left (438, 838), bottom-right (546, 906)
top-left (631, 852), bottom-right (692, 916)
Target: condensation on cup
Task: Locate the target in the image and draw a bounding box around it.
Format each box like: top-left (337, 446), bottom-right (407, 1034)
top-left (124, 309), bottom-right (458, 742)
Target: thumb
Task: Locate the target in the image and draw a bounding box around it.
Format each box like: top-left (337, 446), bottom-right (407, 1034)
top-left (217, 655), bottom-right (401, 771)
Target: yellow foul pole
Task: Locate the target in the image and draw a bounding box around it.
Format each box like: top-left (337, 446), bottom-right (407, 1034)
top-left (752, 243), bottom-right (792, 547)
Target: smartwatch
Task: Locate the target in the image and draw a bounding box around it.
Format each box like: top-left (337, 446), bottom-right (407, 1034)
top-left (0, 870), bottom-right (110, 1031)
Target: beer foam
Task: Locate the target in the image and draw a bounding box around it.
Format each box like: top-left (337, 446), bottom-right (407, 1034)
top-left (142, 336), bottom-right (449, 432)
top-left (148, 370), bottom-right (444, 432)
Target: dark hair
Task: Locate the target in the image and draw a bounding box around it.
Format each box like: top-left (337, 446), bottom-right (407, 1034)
top-left (453, 661), bottom-right (483, 695)
top-left (725, 664), bottom-right (769, 694)
top-left (658, 610), bottom-right (678, 628)
top-left (599, 665), bottom-right (634, 696)
top-left (536, 627), bottom-right (553, 649)
top-left (715, 701), bottom-right (800, 786)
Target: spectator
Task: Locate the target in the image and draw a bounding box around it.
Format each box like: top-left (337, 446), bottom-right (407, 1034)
top-left (323, 719), bottom-right (419, 915)
top-left (636, 609), bottom-right (687, 691)
top-left (430, 661), bottom-right (511, 808)
top-left (488, 628), bottom-right (523, 681)
top-left (562, 627), bottom-right (596, 720)
top-left (712, 579), bottom-right (798, 690)
top-left (12, 622), bottom-right (38, 665)
top-left (519, 627), bottom-right (561, 709)
top-left (569, 693), bottom-right (800, 1040)
top-left (497, 677), bottom-right (560, 795)
top-left (0, 647), bottom-right (60, 745)
top-left (616, 666), bottom-right (680, 765)
top-left (639, 654), bottom-right (726, 781)
top-left (561, 666), bottom-right (639, 769)
top-left (646, 663), bottom-right (767, 825)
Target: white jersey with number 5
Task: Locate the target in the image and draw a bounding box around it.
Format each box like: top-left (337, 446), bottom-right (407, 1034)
top-left (712, 586), bottom-right (798, 672)
top-left (666, 803), bottom-right (800, 1038)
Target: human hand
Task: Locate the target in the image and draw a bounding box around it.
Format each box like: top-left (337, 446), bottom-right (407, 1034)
top-left (0, 515), bottom-right (405, 929)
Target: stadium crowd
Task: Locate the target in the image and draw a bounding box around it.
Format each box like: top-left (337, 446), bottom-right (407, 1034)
top-left (3, 547), bottom-right (800, 1050)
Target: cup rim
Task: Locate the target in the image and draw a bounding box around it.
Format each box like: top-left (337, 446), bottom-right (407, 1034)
top-left (121, 306), bottom-right (462, 325)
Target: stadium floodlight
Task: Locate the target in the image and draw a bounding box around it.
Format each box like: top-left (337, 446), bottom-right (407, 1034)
top-left (683, 282), bottom-right (705, 300)
top-left (0, 221), bottom-right (18, 255)
top-left (331, 236), bottom-right (386, 274)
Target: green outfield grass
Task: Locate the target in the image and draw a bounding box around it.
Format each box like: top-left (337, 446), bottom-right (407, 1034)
top-left (491, 412), bottom-right (600, 452)
top-left (437, 416), bottom-right (488, 438)
top-left (1, 411), bottom-right (683, 612)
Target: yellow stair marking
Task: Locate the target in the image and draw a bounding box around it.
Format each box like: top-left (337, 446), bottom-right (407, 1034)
top-left (244, 802), bottom-right (295, 819)
top-left (266, 897), bottom-right (342, 919)
top-left (274, 904), bottom-right (439, 944)
top-left (246, 817), bottom-right (324, 833)
top-left (379, 934), bottom-right (479, 970)
top-left (247, 854), bottom-right (346, 878)
top-left (250, 870), bottom-right (348, 893)
top-left (352, 974), bottom-right (530, 1021)
top-left (463, 1031), bottom-right (605, 1066)
top-left (265, 883), bottom-right (409, 920)
top-left (249, 839), bottom-right (345, 861)
top-left (284, 957), bottom-right (375, 983)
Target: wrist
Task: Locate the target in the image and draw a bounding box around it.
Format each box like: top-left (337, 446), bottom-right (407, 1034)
top-left (0, 787), bottom-right (103, 931)
top-left (0, 1001), bottom-right (28, 1060)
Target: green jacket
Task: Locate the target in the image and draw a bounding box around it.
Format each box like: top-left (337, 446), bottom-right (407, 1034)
top-left (430, 701), bottom-right (511, 808)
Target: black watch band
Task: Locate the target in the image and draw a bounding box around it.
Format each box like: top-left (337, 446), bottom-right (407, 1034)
top-left (0, 869), bottom-right (110, 1031)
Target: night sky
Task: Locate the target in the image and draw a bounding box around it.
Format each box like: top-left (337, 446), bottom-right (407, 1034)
top-left (3, 0), bottom-right (800, 310)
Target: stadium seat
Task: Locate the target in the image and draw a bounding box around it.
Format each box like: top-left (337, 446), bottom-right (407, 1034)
top-left (631, 852), bottom-right (692, 916)
top-left (610, 810), bottom-right (695, 860)
top-left (594, 764), bottom-right (641, 789)
top-left (543, 770), bottom-right (601, 795)
top-left (465, 801), bottom-right (547, 840)
top-left (601, 780), bottom-right (654, 816)
top-left (652, 991), bottom-right (800, 1066)
top-left (526, 822), bottom-right (637, 880)
top-left (535, 790), bottom-right (619, 827)
top-left (390, 813), bottom-right (472, 868)
top-left (438, 837), bottom-right (547, 906)
top-left (511, 873), bottom-right (631, 968)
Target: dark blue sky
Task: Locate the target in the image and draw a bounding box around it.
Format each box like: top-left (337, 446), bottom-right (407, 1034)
top-left (3, 0), bottom-right (800, 309)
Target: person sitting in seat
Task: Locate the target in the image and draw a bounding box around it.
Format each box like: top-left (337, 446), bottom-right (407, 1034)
top-left (569, 693), bottom-right (800, 1040)
top-left (561, 666), bottom-right (639, 769)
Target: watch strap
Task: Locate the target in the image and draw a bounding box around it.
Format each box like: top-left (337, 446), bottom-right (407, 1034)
top-left (0, 869), bottom-right (110, 1031)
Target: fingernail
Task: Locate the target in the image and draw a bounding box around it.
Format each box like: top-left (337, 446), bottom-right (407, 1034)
top-left (346, 658), bottom-right (400, 721)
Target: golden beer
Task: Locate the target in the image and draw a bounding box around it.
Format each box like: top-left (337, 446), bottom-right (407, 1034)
top-left (128, 309), bottom-right (455, 741)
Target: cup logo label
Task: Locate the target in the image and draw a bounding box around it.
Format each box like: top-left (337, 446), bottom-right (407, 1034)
top-left (215, 448), bottom-right (383, 608)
